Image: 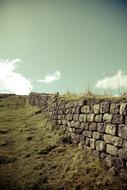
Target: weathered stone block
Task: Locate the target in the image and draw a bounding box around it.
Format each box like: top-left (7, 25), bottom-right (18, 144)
top-left (76, 98), bottom-right (87, 107)
top-left (62, 120), bottom-right (67, 125)
top-left (76, 106), bottom-right (81, 114)
top-left (71, 121), bottom-right (76, 127)
top-left (71, 132), bottom-right (76, 139)
top-left (75, 107), bottom-right (81, 115)
top-left (74, 134), bottom-right (80, 141)
top-left (106, 144), bottom-right (118, 156)
top-left (79, 135), bottom-right (85, 143)
top-left (106, 135), bottom-right (114, 145)
top-left (58, 115), bottom-right (61, 120)
top-left (97, 123), bottom-right (106, 133)
top-left (118, 149), bottom-right (127, 160)
top-left (100, 102), bottom-right (110, 113)
top-left (79, 122), bottom-right (85, 130)
top-left (68, 127), bottom-right (73, 133)
top-left (69, 108), bottom-right (73, 114)
top-left (66, 109), bottom-right (70, 114)
top-left (81, 105), bottom-right (90, 113)
top-left (104, 134), bottom-right (123, 147)
top-left (66, 114), bottom-right (73, 121)
top-left (110, 103), bottom-right (120, 114)
top-left (59, 104), bottom-right (65, 110)
top-left (93, 131), bottom-right (101, 139)
top-left (65, 102), bottom-right (74, 109)
top-left (62, 109), bottom-right (66, 114)
top-left (61, 125), bottom-right (67, 131)
top-left (96, 140), bottom-right (105, 152)
top-left (85, 137), bottom-right (90, 146)
top-left (80, 122), bottom-right (89, 130)
top-left (125, 116), bottom-right (127, 125)
top-left (57, 120), bottom-right (62, 125)
top-left (93, 104), bottom-right (100, 114)
top-left (75, 121), bottom-right (80, 128)
top-left (62, 115), bottom-right (65, 119)
top-left (112, 114), bottom-right (123, 124)
top-left (87, 114), bottom-right (95, 122)
top-left (65, 130), bottom-right (70, 136)
top-left (100, 133), bottom-right (104, 140)
top-left (90, 139), bottom-right (96, 149)
top-left (58, 110), bottom-right (62, 115)
top-left (118, 124), bottom-right (127, 139)
top-left (75, 128), bottom-right (82, 135)
top-left (72, 128), bottom-right (76, 133)
top-left (60, 110), bottom-right (63, 114)
top-left (67, 121), bottom-right (71, 127)
top-left (105, 124), bottom-right (117, 135)
top-left (83, 130), bottom-right (92, 138)
top-left (123, 140), bottom-right (127, 149)
top-left (79, 114), bottom-right (84, 122)
top-left (95, 114), bottom-right (103, 122)
top-left (79, 114), bottom-right (86, 122)
top-left (112, 137), bottom-right (123, 147)
top-left (100, 152), bottom-right (109, 160)
top-left (73, 114), bottom-right (79, 121)
top-left (103, 113), bottom-right (113, 123)
top-left (72, 108), bottom-right (76, 114)
top-left (83, 114), bottom-right (87, 122)
top-left (120, 103), bottom-right (127, 115)
top-left (89, 123), bottom-right (97, 131)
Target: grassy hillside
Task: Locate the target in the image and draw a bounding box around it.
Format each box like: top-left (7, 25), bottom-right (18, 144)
top-left (0, 95), bottom-right (127, 190)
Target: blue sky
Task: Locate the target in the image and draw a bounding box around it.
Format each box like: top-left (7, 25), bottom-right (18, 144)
top-left (0, 0), bottom-right (127, 95)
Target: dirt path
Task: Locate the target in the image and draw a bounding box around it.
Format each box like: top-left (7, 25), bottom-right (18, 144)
top-left (0, 97), bottom-right (44, 189)
top-left (0, 96), bottom-right (74, 190)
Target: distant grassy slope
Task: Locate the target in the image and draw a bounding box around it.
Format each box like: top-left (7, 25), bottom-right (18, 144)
top-left (0, 95), bottom-right (127, 190)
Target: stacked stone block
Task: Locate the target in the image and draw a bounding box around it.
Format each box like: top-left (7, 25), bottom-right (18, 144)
top-left (29, 92), bottom-right (127, 174)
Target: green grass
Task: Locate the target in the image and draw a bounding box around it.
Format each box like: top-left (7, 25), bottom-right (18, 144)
top-left (61, 90), bottom-right (127, 101)
top-left (0, 95), bottom-right (127, 190)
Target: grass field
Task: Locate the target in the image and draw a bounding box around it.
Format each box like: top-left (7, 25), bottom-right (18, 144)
top-left (0, 95), bottom-right (127, 190)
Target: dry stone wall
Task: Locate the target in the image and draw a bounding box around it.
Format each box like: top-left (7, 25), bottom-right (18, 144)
top-left (29, 92), bottom-right (127, 175)
top-left (0, 93), bottom-right (15, 99)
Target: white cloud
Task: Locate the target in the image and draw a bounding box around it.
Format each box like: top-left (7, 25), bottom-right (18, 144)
top-left (0, 59), bottom-right (33, 95)
top-left (95, 70), bottom-right (127, 89)
top-left (37, 70), bottom-right (61, 84)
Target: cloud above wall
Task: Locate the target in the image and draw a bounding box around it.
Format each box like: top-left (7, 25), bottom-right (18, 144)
top-left (37, 70), bottom-right (61, 84)
top-left (95, 70), bottom-right (127, 89)
top-left (0, 59), bottom-right (33, 95)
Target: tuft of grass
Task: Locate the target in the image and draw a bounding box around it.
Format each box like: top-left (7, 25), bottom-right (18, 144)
top-left (61, 90), bottom-right (82, 101)
top-left (61, 89), bottom-right (127, 102)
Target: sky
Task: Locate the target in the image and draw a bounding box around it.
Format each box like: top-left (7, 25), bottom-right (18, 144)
top-left (0, 0), bottom-right (127, 95)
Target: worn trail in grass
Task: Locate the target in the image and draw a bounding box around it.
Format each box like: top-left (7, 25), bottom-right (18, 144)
top-left (0, 96), bottom-right (127, 190)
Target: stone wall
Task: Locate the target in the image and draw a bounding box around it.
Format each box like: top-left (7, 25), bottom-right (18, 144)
top-left (0, 93), bottom-right (15, 99)
top-left (29, 92), bottom-right (127, 175)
